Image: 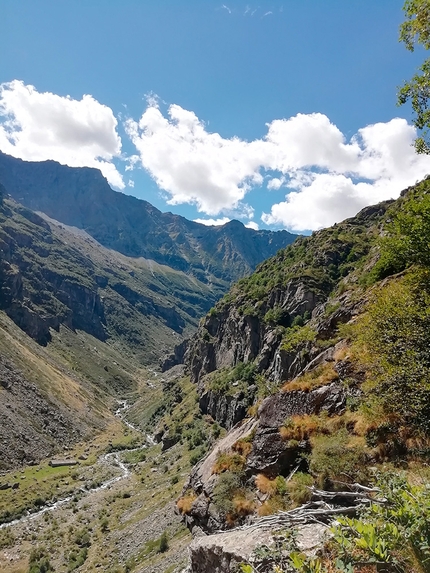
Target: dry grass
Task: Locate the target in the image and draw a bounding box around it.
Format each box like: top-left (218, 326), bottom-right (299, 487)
top-left (279, 414), bottom-right (331, 441)
top-left (281, 363), bottom-right (339, 393)
top-left (231, 438), bottom-right (253, 457)
top-left (176, 493), bottom-right (197, 515)
top-left (212, 452), bottom-right (246, 475)
top-left (279, 410), bottom-right (386, 444)
top-left (232, 495), bottom-right (255, 517)
top-left (255, 474), bottom-right (278, 495)
top-left (256, 495), bottom-right (286, 516)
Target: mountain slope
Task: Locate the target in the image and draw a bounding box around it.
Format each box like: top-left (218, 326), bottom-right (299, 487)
top-left (0, 151), bottom-right (296, 293)
top-left (0, 185), bottom-right (216, 362)
top-left (157, 181), bottom-right (430, 573)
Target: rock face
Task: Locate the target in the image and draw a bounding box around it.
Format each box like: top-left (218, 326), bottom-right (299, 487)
top-left (247, 382), bottom-right (346, 475)
top-left (186, 527), bottom-right (275, 573)
top-left (0, 193), bottom-right (211, 359)
top-left (179, 382), bottom-right (347, 534)
top-left (198, 390), bottom-right (251, 430)
top-left (180, 418), bottom-right (258, 534)
top-left (0, 151), bottom-right (296, 293)
top-left (185, 279), bottom-right (323, 387)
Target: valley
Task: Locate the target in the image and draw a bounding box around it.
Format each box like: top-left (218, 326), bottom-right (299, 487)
top-left (0, 155), bottom-right (430, 573)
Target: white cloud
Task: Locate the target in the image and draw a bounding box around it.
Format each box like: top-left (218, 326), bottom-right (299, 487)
top-left (125, 102), bottom-right (265, 215)
top-left (0, 80), bottom-right (124, 189)
top-left (126, 100), bottom-right (430, 231)
top-left (267, 177), bottom-right (285, 190)
top-left (263, 117), bottom-right (430, 230)
top-left (245, 221), bottom-right (259, 230)
top-left (194, 217), bottom-right (231, 226)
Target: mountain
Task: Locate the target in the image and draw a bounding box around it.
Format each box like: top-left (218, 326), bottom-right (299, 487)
top-left (0, 152), bottom-right (296, 294)
top-left (1, 169), bottom-right (429, 572)
top-left (0, 153), bottom-right (294, 470)
top-left (162, 180), bottom-right (430, 570)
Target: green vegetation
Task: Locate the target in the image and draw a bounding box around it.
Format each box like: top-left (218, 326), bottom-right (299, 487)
top-left (207, 361), bottom-right (260, 395)
top-left (398, 0), bottom-right (430, 153)
top-left (240, 475), bottom-right (430, 573)
top-left (28, 547), bottom-right (53, 573)
top-left (281, 325), bottom-right (316, 353)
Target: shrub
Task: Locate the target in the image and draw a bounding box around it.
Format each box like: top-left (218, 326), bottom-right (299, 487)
top-left (281, 325), bottom-right (316, 353)
top-left (232, 495), bottom-right (255, 517)
top-left (232, 436), bottom-right (253, 457)
top-left (158, 531), bottom-right (169, 553)
top-left (28, 548), bottom-right (54, 573)
top-left (255, 474), bottom-right (278, 495)
top-left (212, 471), bottom-right (242, 516)
top-left (309, 430), bottom-right (369, 488)
top-left (212, 451), bottom-right (246, 474)
top-left (176, 493), bottom-right (197, 515)
top-left (286, 472), bottom-right (314, 506)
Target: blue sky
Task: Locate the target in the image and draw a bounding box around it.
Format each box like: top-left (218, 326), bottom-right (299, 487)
top-left (1, 0), bottom-right (429, 232)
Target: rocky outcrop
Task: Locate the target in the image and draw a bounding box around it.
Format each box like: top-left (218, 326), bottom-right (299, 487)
top-left (247, 382), bottom-right (346, 475)
top-left (180, 418), bottom-right (258, 534)
top-left (161, 340), bottom-right (188, 372)
top-left (185, 523), bottom-right (328, 573)
top-left (180, 381), bottom-right (347, 534)
top-left (185, 279), bottom-right (325, 387)
top-left (199, 389), bottom-right (252, 430)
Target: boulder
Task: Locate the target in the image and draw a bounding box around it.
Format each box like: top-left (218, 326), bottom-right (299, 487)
top-left (186, 523), bottom-right (328, 573)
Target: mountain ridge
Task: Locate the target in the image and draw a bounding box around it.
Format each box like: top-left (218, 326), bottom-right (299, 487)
top-left (0, 151), bottom-right (297, 292)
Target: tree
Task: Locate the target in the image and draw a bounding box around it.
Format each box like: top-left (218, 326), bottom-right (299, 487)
top-left (398, 0), bottom-right (430, 153)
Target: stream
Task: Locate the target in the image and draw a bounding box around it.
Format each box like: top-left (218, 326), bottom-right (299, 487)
top-left (0, 401), bottom-right (149, 530)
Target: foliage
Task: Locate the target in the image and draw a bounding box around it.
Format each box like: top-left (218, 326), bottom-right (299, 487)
top-left (357, 273), bottom-right (430, 435)
top-left (207, 361), bottom-right (259, 396)
top-left (372, 183), bottom-right (430, 279)
top-left (309, 430), bottom-right (369, 488)
top-left (399, 0), bottom-right (430, 153)
top-left (212, 471), bottom-right (243, 516)
top-left (331, 474), bottom-right (430, 572)
top-left (176, 492), bottom-right (197, 515)
top-left (28, 547), bottom-right (54, 573)
top-left (281, 325), bottom-right (317, 353)
top-left (212, 451), bottom-right (246, 474)
top-left (158, 531), bottom-right (169, 553)
top-left (286, 472), bottom-right (314, 506)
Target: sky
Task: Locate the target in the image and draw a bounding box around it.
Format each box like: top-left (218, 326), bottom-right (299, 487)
top-left (1, 0), bottom-right (429, 233)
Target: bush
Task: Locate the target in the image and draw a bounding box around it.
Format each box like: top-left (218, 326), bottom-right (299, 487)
top-left (309, 430), bottom-right (369, 488)
top-left (286, 472), bottom-right (314, 506)
top-left (358, 273), bottom-right (430, 435)
top-left (212, 471), bottom-right (242, 516)
top-left (212, 452), bottom-right (246, 474)
top-left (281, 325), bottom-right (316, 353)
top-left (28, 548), bottom-right (53, 573)
top-left (176, 492), bottom-right (197, 514)
top-left (158, 531), bottom-right (169, 553)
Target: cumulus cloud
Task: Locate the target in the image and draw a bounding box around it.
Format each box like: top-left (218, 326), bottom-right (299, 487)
top-left (127, 100), bottom-right (430, 231)
top-left (262, 118), bottom-right (430, 230)
top-left (125, 102), bottom-right (265, 215)
top-left (0, 80), bottom-right (124, 189)
top-left (193, 217), bottom-right (231, 226)
top-left (245, 221), bottom-right (259, 230)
